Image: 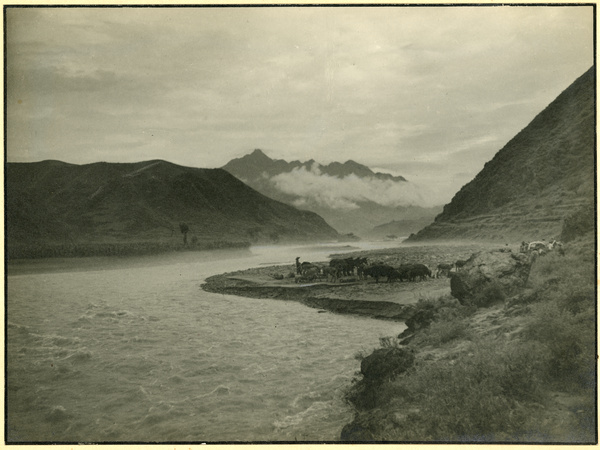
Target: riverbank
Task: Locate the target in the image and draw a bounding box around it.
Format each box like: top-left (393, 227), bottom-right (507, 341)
top-left (201, 243), bottom-right (489, 321)
top-left (341, 237), bottom-right (596, 443)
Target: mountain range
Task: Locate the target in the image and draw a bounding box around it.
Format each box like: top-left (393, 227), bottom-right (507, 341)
top-left (8, 66), bottom-right (594, 256)
top-left (6, 160), bottom-right (340, 254)
top-left (407, 66), bottom-right (595, 243)
top-left (222, 149), bottom-right (440, 235)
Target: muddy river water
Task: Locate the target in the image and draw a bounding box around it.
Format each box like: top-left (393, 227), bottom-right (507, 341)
top-left (6, 242), bottom-right (406, 442)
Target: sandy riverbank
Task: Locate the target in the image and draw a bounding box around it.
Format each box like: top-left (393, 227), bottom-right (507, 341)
top-left (201, 243), bottom-right (495, 320)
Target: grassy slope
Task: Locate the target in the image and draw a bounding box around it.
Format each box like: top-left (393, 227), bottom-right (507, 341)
top-left (408, 66), bottom-right (595, 243)
top-left (6, 160), bottom-right (340, 257)
top-left (343, 235), bottom-right (596, 442)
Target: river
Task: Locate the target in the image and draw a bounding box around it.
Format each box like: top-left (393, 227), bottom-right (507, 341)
top-left (6, 241), bottom-right (406, 443)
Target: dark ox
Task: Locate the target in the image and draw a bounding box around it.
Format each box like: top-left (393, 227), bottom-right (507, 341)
top-left (330, 257), bottom-right (367, 277)
top-left (436, 263), bottom-right (453, 278)
top-left (409, 264), bottom-right (431, 281)
top-left (396, 263), bottom-right (431, 282)
top-left (321, 266), bottom-right (340, 282)
top-left (455, 260), bottom-right (467, 271)
top-left (363, 264), bottom-right (397, 283)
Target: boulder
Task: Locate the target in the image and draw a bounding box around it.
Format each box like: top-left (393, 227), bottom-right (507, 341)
top-left (360, 347), bottom-right (415, 382)
top-left (450, 250), bottom-right (534, 305)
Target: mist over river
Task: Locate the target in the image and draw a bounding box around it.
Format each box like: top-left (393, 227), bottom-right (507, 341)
top-left (7, 242), bottom-right (405, 442)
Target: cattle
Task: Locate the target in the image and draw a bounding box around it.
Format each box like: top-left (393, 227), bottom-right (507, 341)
top-left (436, 263), bottom-right (453, 278)
top-left (329, 257), bottom-right (366, 277)
top-left (350, 257), bottom-right (368, 276)
top-left (363, 264), bottom-right (396, 283)
top-left (455, 260), bottom-right (467, 271)
top-left (357, 264), bottom-right (366, 280)
top-left (394, 264), bottom-right (413, 282)
top-left (330, 258), bottom-right (352, 276)
top-left (548, 240), bottom-right (563, 251)
top-left (300, 262), bottom-right (318, 275)
top-left (527, 241), bottom-right (548, 255)
top-left (321, 266), bottom-right (340, 283)
top-left (387, 269), bottom-right (403, 283)
top-left (295, 266), bottom-right (320, 283)
top-left (528, 241), bottom-right (547, 252)
top-left (409, 264), bottom-right (431, 281)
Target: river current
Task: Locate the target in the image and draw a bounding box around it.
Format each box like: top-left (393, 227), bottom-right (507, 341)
top-left (6, 242), bottom-right (405, 442)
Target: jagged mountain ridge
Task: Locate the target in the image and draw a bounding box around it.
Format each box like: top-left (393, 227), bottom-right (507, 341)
top-left (223, 149), bottom-right (407, 183)
top-left (223, 150), bottom-right (439, 235)
top-left (6, 160), bottom-right (340, 248)
top-left (407, 66), bottom-right (595, 242)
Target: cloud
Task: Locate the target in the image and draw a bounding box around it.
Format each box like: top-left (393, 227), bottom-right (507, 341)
top-left (271, 165), bottom-right (439, 210)
top-left (6, 6), bottom-right (594, 202)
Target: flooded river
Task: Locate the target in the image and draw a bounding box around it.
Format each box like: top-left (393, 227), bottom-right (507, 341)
top-left (6, 242), bottom-right (405, 442)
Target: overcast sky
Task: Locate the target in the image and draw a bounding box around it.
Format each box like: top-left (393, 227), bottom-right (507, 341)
top-left (7, 5), bottom-right (593, 204)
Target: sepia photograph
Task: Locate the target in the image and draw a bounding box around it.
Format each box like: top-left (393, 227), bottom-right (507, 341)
top-left (4, 2), bottom-right (597, 444)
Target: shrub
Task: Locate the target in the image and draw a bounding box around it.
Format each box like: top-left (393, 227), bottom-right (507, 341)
top-left (470, 280), bottom-right (506, 307)
top-left (381, 338), bottom-right (549, 441)
top-left (525, 300), bottom-right (595, 390)
top-left (404, 295), bottom-right (468, 333)
top-left (561, 204), bottom-right (595, 242)
top-left (422, 318), bottom-right (472, 345)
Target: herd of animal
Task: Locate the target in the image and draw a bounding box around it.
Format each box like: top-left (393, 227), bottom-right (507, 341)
top-left (519, 239), bottom-right (564, 255)
top-left (294, 256), bottom-right (468, 284)
top-left (289, 240), bottom-right (565, 285)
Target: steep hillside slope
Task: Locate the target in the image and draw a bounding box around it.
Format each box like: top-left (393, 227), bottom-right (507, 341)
top-left (6, 160), bottom-right (340, 254)
top-left (223, 149), bottom-right (438, 235)
top-left (408, 67), bottom-right (595, 243)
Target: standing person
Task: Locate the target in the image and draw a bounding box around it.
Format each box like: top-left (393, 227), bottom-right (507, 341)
top-left (295, 257), bottom-right (302, 274)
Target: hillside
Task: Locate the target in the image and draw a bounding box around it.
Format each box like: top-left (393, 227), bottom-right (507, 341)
top-left (364, 214), bottom-right (443, 240)
top-left (223, 150), bottom-right (439, 235)
top-left (6, 160), bottom-right (340, 257)
top-left (407, 66), bottom-right (595, 243)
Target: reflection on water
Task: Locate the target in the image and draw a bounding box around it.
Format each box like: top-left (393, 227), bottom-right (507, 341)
top-left (7, 241), bottom-right (405, 442)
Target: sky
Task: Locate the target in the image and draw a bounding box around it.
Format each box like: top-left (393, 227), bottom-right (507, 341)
top-left (6, 5), bottom-right (594, 205)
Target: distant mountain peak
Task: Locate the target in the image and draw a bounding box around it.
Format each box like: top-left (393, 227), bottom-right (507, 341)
top-left (242, 148), bottom-right (273, 163)
top-left (250, 148), bottom-right (269, 158)
top-left (223, 149), bottom-right (406, 182)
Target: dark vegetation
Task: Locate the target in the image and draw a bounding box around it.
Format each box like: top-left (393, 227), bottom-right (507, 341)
top-left (343, 232), bottom-right (596, 442)
top-left (6, 160), bottom-right (339, 259)
top-left (408, 66), bottom-right (595, 243)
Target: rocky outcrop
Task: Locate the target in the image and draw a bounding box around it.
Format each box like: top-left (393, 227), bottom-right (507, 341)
top-left (360, 347), bottom-right (415, 383)
top-left (341, 347), bottom-right (416, 441)
top-left (450, 250), bottom-right (534, 305)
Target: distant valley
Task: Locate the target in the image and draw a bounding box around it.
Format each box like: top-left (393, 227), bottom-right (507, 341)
top-left (223, 149), bottom-right (441, 236)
